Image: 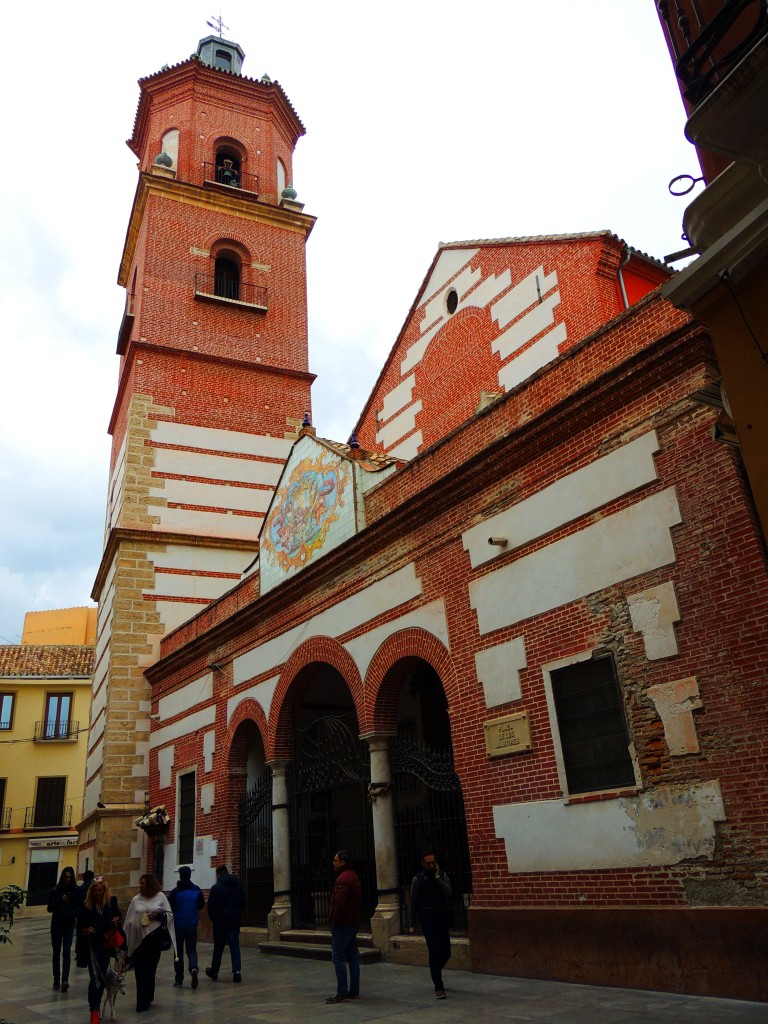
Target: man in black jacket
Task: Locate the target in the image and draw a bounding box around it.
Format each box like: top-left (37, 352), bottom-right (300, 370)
top-left (205, 865), bottom-right (246, 983)
top-left (409, 851), bottom-right (452, 999)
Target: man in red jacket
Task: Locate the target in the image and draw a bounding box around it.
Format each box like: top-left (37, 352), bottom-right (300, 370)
top-left (326, 850), bottom-right (361, 1004)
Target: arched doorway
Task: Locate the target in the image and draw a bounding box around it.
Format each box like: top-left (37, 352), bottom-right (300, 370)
top-left (389, 659), bottom-right (472, 931)
top-left (234, 722), bottom-right (273, 926)
top-left (288, 664), bottom-right (375, 929)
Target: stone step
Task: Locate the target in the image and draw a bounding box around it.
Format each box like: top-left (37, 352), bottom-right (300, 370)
top-left (278, 929), bottom-right (376, 948)
top-left (259, 934), bottom-right (381, 963)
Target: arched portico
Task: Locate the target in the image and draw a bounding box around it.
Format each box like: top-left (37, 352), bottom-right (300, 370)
top-left (227, 708), bottom-right (272, 925)
top-left (365, 631), bottom-right (472, 940)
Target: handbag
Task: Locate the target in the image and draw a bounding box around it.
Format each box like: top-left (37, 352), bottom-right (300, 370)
top-left (157, 925), bottom-right (172, 951)
top-left (104, 926), bottom-right (125, 950)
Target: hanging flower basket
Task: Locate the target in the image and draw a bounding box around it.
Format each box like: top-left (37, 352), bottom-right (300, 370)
top-left (134, 805), bottom-right (171, 835)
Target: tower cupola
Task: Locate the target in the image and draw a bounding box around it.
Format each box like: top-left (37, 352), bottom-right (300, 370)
top-left (196, 34), bottom-right (245, 75)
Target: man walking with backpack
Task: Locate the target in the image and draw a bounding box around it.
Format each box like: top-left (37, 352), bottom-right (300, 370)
top-left (169, 866), bottom-right (205, 989)
top-left (205, 865), bottom-right (246, 983)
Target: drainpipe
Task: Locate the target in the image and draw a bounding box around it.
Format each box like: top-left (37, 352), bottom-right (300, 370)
top-left (618, 244), bottom-right (631, 309)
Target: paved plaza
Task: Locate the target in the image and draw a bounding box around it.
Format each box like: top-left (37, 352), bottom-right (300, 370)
top-left (1, 917), bottom-right (766, 1024)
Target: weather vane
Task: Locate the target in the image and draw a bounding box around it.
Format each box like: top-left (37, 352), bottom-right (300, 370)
top-left (206, 12), bottom-right (229, 37)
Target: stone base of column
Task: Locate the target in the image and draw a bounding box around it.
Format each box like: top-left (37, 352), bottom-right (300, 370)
top-left (371, 899), bottom-right (400, 954)
top-left (267, 898), bottom-right (292, 941)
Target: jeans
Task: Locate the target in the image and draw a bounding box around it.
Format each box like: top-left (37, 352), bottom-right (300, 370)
top-left (211, 928), bottom-right (241, 975)
top-left (174, 926), bottom-right (199, 981)
top-left (51, 926), bottom-right (74, 984)
top-left (421, 920), bottom-right (452, 990)
top-left (331, 925), bottom-right (360, 997)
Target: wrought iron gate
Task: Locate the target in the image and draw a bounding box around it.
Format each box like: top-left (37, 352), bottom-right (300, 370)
top-left (238, 767), bottom-right (273, 926)
top-left (391, 735), bottom-right (473, 932)
top-left (288, 715), bottom-right (376, 929)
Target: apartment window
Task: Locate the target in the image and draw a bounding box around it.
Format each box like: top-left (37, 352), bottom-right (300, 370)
top-left (550, 654), bottom-right (636, 796)
top-left (34, 776), bottom-right (66, 828)
top-left (0, 777), bottom-right (8, 829)
top-left (0, 693), bottom-right (14, 730)
top-left (178, 771), bottom-right (196, 865)
top-left (43, 693), bottom-right (72, 740)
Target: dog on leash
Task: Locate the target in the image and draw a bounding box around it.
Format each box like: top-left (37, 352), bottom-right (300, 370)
top-left (101, 954), bottom-right (128, 1021)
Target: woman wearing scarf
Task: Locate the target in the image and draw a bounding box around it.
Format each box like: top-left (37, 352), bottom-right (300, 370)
top-left (47, 865), bottom-right (78, 992)
top-left (123, 874), bottom-right (176, 1013)
top-left (75, 877), bottom-right (123, 1024)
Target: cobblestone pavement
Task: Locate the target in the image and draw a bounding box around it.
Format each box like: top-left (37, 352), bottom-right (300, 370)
top-left (1, 917), bottom-right (766, 1024)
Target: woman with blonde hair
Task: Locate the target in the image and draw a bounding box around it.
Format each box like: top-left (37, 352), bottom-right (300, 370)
top-left (75, 877), bottom-right (123, 1024)
top-left (123, 874), bottom-right (176, 1012)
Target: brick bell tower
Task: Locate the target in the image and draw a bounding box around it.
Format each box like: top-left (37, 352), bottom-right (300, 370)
top-left (77, 34), bottom-right (315, 898)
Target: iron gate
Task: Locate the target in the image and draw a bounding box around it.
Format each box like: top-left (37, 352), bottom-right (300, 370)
top-left (288, 715), bottom-right (376, 929)
top-left (391, 735), bottom-right (473, 932)
top-left (238, 767), bottom-right (273, 926)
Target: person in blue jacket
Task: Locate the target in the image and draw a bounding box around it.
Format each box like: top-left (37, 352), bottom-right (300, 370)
top-left (169, 865), bottom-right (205, 988)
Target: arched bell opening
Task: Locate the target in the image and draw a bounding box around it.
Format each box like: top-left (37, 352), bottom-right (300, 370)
top-left (288, 662), bottom-right (375, 930)
top-left (233, 720), bottom-right (273, 926)
top-left (387, 658), bottom-right (473, 933)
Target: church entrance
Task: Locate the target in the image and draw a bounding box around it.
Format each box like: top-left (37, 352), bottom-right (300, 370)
top-left (235, 722), bottom-right (273, 926)
top-left (390, 659), bottom-right (472, 932)
top-left (288, 666), bottom-right (375, 930)
top-left (238, 766), bottom-right (273, 926)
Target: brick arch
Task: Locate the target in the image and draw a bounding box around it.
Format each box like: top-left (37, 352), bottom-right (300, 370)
top-left (268, 636), bottom-right (364, 761)
top-left (216, 700), bottom-right (270, 876)
top-left (362, 627), bottom-right (459, 735)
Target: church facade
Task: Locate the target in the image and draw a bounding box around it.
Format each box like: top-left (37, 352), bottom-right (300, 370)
top-left (81, 33), bottom-right (768, 1002)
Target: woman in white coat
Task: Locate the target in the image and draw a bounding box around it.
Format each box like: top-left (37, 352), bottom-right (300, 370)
top-left (123, 874), bottom-right (176, 1012)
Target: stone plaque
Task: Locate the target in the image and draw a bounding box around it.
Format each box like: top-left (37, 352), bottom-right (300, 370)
top-left (484, 711), bottom-right (532, 758)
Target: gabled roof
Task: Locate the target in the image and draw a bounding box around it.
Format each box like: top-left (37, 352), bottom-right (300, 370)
top-left (0, 645), bottom-right (95, 678)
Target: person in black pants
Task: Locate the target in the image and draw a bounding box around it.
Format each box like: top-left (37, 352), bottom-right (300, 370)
top-left (76, 877), bottom-right (123, 1024)
top-left (123, 874), bottom-right (176, 1012)
top-left (409, 851), bottom-right (453, 999)
top-left (47, 865), bottom-right (78, 991)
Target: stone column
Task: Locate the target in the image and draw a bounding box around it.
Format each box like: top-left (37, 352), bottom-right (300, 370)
top-left (267, 760), bottom-right (292, 940)
top-left (362, 732), bottom-right (399, 951)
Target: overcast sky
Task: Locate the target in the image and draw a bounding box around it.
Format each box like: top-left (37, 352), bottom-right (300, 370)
top-left (0, 1), bottom-right (700, 643)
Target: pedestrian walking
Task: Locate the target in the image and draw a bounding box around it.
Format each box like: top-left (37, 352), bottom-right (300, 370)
top-left (74, 870), bottom-right (95, 969)
top-left (75, 876), bottom-right (123, 1024)
top-left (123, 874), bottom-right (176, 1013)
top-left (204, 865), bottom-right (245, 983)
top-left (325, 850), bottom-right (361, 1004)
top-left (409, 851), bottom-right (452, 999)
top-left (47, 865), bottom-right (78, 992)
top-left (169, 865), bottom-right (205, 988)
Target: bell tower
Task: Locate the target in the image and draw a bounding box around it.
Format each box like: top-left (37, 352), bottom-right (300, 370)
top-left (77, 35), bottom-right (315, 898)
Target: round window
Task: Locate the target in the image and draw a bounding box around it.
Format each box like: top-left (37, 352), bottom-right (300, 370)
top-left (446, 288), bottom-right (459, 315)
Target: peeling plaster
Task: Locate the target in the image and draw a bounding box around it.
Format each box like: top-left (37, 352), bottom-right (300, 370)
top-left (627, 581), bottom-right (681, 659)
top-left (647, 677), bottom-right (703, 755)
top-left (493, 780), bottom-right (725, 872)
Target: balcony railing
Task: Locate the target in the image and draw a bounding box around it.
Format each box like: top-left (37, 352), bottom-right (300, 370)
top-left (24, 804), bottom-right (73, 829)
top-left (203, 162), bottom-right (259, 195)
top-left (34, 719), bottom-right (80, 741)
top-left (659, 0), bottom-right (768, 104)
top-left (194, 273), bottom-right (268, 311)
top-left (0, 806), bottom-right (10, 830)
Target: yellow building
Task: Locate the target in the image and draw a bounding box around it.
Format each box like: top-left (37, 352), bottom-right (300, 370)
top-left (0, 612), bottom-right (94, 904)
top-left (22, 607), bottom-right (97, 647)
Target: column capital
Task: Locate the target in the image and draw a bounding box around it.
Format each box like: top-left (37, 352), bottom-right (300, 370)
top-left (360, 731), bottom-right (397, 751)
top-left (266, 758), bottom-right (292, 775)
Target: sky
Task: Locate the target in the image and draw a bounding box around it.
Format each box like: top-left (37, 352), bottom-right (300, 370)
top-left (0, 1), bottom-right (701, 644)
